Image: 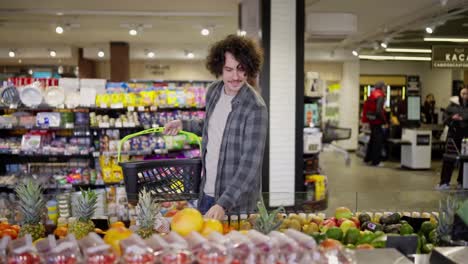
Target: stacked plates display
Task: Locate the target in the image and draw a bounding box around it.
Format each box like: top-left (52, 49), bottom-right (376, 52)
top-left (0, 86), bottom-right (20, 107)
top-left (20, 84), bottom-right (43, 108)
top-left (44, 86), bottom-right (65, 107)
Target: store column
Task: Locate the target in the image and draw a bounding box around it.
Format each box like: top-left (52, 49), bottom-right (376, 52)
top-left (110, 42), bottom-right (130, 82)
top-left (338, 61), bottom-right (360, 150)
top-left (78, 48), bottom-right (96, 78)
top-left (266, 0), bottom-right (302, 206)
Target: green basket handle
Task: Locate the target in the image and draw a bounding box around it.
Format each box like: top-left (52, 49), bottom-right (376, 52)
top-left (117, 127), bottom-right (202, 162)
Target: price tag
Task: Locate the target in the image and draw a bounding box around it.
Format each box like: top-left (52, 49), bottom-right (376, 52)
top-left (100, 103), bottom-right (107, 109)
top-left (111, 103), bottom-right (124, 109)
top-left (115, 121), bottom-right (123, 128)
top-left (92, 151), bottom-right (100, 157)
top-left (99, 122), bottom-right (110, 128)
top-left (127, 106), bottom-right (135, 112)
top-left (138, 106), bottom-right (145, 112)
top-left (65, 123), bottom-right (74, 129)
top-left (150, 106), bottom-right (157, 111)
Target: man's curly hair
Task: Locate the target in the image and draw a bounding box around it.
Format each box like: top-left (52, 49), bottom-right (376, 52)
top-left (206, 34), bottom-right (263, 79)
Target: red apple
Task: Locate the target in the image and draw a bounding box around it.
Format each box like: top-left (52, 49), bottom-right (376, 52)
top-left (350, 216), bottom-right (361, 229)
top-left (320, 218), bottom-right (337, 232)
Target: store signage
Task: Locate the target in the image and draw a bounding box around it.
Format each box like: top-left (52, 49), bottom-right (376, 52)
top-left (432, 46), bottom-right (468, 68)
top-left (145, 64), bottom-right (170, 75)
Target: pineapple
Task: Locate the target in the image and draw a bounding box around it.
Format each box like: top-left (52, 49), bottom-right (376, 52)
top-left (436, 194), bottom-right (461, 245)
top-left (68, 189), bottom-right (98, 239)
top-left (254, 196), bottom-right (284, 234)
top-left (136, 188), bottom-right (161, 238)
top-left (15, 179), bottom-right (46, 241)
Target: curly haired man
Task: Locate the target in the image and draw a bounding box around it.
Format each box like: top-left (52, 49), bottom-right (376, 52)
top-left (164, 35), bottom-right (268, 219)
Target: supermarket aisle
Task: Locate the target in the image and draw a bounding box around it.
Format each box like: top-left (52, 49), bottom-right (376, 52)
top-left (320, 152), bottom-right (448, 214)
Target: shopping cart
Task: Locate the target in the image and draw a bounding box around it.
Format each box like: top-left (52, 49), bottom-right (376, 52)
top-left (321, 121), bottom-right (352, 166)
top-left (118, 127), bottom-right (202, 204)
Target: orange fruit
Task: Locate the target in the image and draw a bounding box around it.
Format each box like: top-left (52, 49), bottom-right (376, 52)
top-left (0, 223), bottom-right (9, 231)
top-left (200, 219), bottom-right (223, 237)
top-left (10, 225), bottom-right (20, 233)
top-left (170, 208), bottom-right (204, 236)
top-left (3, 228), bottom-right (17, 239)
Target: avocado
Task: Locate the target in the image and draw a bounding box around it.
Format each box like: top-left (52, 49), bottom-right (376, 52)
top-left (380, 213), bottom-right (401, 225)
top-left (428, 229), bottom-right (438, 244)
top-left (383, 224), bottom-right (401, 234)
top-left (358, 213), bottom-right (371, 224)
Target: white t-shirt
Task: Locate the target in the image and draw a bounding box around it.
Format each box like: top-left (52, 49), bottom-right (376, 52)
top-left (204, 89), bottom-right (234, 195)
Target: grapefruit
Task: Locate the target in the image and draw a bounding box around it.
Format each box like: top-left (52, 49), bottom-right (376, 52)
top-left (170, 208), bottom-right (204, 236)
top-left (200, 219), bottom-right (223, 237)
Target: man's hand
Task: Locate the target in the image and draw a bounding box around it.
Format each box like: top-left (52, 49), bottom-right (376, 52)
top-left (452, 114), bottom-right (463, 121)
top-left (204, 204), bottom-right (225, 220)
top-left (164, 120), bottom-right (182, 135)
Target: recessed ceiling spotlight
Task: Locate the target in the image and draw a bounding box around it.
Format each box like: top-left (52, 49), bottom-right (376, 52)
top-left (201, 28), bottom-right (210, 36)
top-left (18, 59), bottom-right (22, 64)
top-left (380, 42), bottom-right (388, 48)
top-left (185, 51), bottom-right (194, 59)
top-left (129, 29), bottom-right (138, 36)
top-left (8, 50), bottom-right (15, 58)
top-left (147, 51), bottom-right (155, 58)
top-left (97, 50), bottom-right (105, 58)
top-left (55, 26), bottom-right (64, 34)
top-left (425, 26), bottom-right (434, 34)
top-left (237, 30), bottom-right (247, 36)
top-left (49, 50), bottom-right (57, 57)
top-left (352, 50), bottom-right (359, 56)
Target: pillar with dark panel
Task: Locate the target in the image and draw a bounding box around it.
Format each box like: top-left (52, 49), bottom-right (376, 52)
top-left (78, 48), bottom-right (96, 78)
top-left (110, 42), bottom-right (130, 82)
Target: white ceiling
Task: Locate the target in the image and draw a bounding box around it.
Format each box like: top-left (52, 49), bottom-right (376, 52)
top-left (2, 0), bottom-right (468, 63)
top-left (0, 0), bottom-right (239, 62)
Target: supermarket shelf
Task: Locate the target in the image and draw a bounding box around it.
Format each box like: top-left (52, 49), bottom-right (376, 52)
top-left (0, 126), bottom-right (90, 131)
top-left (0, 106), bottom-right (205, 112)
top-left (304, 96), bottom-right (322, 103)
top-left (0, 153), bottom-right (92, 162)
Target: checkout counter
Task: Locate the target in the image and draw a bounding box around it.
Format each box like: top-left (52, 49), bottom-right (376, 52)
top-left (400, 128), bottom-right (432, 169)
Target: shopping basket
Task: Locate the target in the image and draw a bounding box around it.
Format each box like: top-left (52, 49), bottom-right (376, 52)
top-left (118, 127), bottom-right (202, 204)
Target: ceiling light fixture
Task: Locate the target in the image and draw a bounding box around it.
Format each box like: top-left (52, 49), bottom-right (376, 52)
top-left (147, 51), bottom-right (155, 58)
top-left (201, 28), bottom-right (210, 36)
top-left (425, 26), bottom-right (434, 34)
top-left (380, 42), bottom-right (388, 48)
top-left (359, 55), bottom-right (431, 61)
top-left (18, 59), bottom-right (22, 64)
top-left (8, 50), bottom-right (15, 58)
top-left (185, 51), bottom-right (194, 59)
top-left (97, 50), bottom-right (105, 58)
top-left (237, 30), bottom-right (247, 36)
top-left (55, 25), bottom-right (64, 34)
top-left (424, 37), bottom-right (468, 42)
top-left (49, 50), bottom-right (57, 57)
top-left (385, 48), bottom-right (432, 53)
top-left (352, 49), bottom-right (359, 56)
top-left (129, 29), bottom-right (138, 36)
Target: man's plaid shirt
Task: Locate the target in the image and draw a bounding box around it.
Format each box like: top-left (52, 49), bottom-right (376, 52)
top-left (183, 80), bottom-right (268, 213)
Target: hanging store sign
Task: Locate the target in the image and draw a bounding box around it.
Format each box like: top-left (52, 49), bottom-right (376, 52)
top-left (432, 46), bottom-right (468, 68)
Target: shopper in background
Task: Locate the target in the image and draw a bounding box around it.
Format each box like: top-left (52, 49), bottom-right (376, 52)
top-left (362, 81), bottom-right (387, 167)
top-left (436, 86), bottom-right (468, 190)
top-left (422, 93), bottom-right (437, 124)
top-left (164, 35), bottom-right (267, 220)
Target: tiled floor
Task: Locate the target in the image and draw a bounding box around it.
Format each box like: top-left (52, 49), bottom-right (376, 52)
top-left (320, 151), bottom-right (465, 215)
